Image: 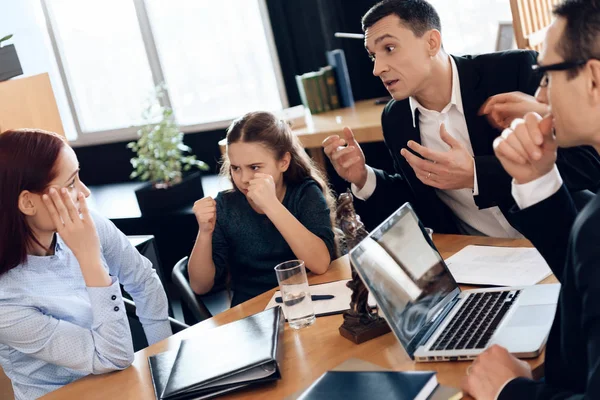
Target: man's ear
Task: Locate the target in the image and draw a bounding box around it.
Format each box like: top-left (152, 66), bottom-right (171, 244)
top-left (279, 152), bottom-right (292, 172)
top-left (18, 190), bottom-right (37, 216)
top-left (588, 59), bottom-right (600, 106)
top-left (426, 29), bottom-right (442, 56)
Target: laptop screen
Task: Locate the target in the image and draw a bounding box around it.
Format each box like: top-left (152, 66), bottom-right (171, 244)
top-left (349, 203), bottom-right (459, 358)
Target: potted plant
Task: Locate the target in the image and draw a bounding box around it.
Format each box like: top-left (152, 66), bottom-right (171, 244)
top-left (0, 34), bottom-right (23, 82)
top-left (128, 84), bottom-right (209, 215)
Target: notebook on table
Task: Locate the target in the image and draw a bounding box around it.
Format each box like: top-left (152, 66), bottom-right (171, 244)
top-left (298, 370), bottom-right (437, 400)
top-left (148, 306), bottom-right (284, 400)
top-left (285, 358), bottom-right (460, 400)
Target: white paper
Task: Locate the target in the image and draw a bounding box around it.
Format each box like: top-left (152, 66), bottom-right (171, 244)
top-left (444, 245), bottom-right (552, 286)
top-left (265, 279), bottom-right (376, 319)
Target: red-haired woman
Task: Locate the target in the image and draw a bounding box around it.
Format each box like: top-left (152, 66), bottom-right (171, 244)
top-left (0, 129), bottom-right (172, 399)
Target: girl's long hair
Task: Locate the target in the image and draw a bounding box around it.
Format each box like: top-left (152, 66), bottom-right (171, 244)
top-left (0, 129), bottom-right (66, 275)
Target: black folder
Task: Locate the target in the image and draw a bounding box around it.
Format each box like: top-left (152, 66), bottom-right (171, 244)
top-left (148, 306), bottom-right (285, 400)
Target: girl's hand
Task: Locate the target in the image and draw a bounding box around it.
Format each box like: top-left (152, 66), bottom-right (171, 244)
top-left (247, 173), bottom-right (279, 212)
top-left (43, 188), bottom-right (101, 264)
top-left (193, 196), bottom-right (217, 234)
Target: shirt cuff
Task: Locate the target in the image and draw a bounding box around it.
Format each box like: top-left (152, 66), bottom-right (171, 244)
top-left (87, 276), bottom-right (127, 326)
top-left (473, 157), bottom-right (479, 196)
top-left (495, 377), bottom-right (518, 400)
top-left (511, 165), bottom-right (563, 210)
top-left (351, 166), bottom-right (377, 200)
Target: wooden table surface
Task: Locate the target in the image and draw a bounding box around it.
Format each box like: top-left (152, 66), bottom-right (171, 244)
top-left (43, 234), bottom-right (557, 400)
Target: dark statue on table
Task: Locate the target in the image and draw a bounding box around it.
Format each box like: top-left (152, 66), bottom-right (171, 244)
top-left (336, 190), bottom-right (390, 344)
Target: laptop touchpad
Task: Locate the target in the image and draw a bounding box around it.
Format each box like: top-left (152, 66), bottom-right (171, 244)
top-left (507, 305), bottom-right (555, 327)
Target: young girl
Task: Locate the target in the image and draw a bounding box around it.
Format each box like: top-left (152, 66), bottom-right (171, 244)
top-left (188, 111), bottom-right (337, 306)
top-left (0, 129), bottom-right (172, 400)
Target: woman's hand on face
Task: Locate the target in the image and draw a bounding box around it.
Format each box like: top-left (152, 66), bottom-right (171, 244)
top-left (247, 173), bottom-right (279, 212)
top-left (42, 188), bottom-right (101, 264)
top-left (193, 196), bottom-right (217, 235)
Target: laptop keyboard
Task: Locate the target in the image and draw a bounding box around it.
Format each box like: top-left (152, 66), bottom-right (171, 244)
top-left (430, 290), bottom-right (521, 351)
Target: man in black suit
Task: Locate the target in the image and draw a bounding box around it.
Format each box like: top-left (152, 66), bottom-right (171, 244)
top-left (322, 0), bottom-right (600, 236)
top-left (462, 1), bottom-right (600, 398)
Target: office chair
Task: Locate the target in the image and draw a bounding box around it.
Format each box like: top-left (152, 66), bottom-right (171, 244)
top-left (171, 257), bottom-right (232, 325)
top-left (124, 298), bottom-right (188, 351)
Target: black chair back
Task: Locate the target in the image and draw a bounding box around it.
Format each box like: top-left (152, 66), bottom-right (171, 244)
top-left (171, 257), bottom-right (213, 323)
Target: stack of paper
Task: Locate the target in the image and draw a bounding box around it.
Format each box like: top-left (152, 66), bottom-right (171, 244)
top-left (444, 245), bottom-right (552, 286)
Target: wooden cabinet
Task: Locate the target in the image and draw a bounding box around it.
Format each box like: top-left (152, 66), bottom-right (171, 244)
top-left (0, 73), bottom-right (65, 137)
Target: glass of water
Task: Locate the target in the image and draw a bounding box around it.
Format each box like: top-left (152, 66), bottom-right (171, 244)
top-left (274, 260), bottom-right (316, 329)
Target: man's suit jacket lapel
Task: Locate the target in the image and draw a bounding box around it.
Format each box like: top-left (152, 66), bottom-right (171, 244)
top-left (452, 55), bottom-right (495, 156)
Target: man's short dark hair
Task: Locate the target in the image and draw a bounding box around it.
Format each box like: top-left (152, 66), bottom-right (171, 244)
top-left (361, 0), bottom-right (441, 37)
top-left (553, 0), bottom-right (600, 78)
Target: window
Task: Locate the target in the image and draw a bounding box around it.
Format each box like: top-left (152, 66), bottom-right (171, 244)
top-left (46, 0), bottom-right (156, 133)
top-left (43, 0), bottom-right (286, 145)
top-left (428, 0), bottom-right (514, 55)
top-left (145, 0), bottom-right (284, 127)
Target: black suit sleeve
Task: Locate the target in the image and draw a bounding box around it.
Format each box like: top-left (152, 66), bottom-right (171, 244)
top-left (499, 191), bottom-right (600, 400)
top-left (555, 146), bottom-right (600, 192)
top-left (369, 163), bottom-right (414, 206)
top-left (499, 378), bottom-right (584, 400)
top-left (356, 154), bottom-right (415, 228)
top-left (473, 51), bottom-right (540, 210)
top-left (473, 155), bottom-right (513, 209)
top-left (509, 184), bottom-right (577, 280)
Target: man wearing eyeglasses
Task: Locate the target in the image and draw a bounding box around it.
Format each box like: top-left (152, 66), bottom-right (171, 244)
top-left (323, 0), bottom-right (600, 239)
top-left (462, 1), bottom-right (600, 399)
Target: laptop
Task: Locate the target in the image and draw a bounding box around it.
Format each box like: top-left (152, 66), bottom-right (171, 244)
top-left (349, 203), bottom-right (560, 362)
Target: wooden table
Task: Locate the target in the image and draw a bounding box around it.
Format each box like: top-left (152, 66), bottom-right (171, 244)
top-left (219, 99), bottom-right (386, 172)
top-left (43, 235), bottom-right (557, 399)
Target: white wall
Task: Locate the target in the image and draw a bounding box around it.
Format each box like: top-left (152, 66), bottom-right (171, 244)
top-left (429, 0), bottom-right (514, 55)
top-left (0, 0), bottom-right (77, 140)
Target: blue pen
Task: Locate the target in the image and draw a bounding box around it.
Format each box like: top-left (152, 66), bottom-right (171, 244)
top-left (275, 294), bottom-right (334, 304)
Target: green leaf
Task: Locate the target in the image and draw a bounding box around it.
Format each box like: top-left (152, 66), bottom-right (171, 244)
top-left (0, 34), bottom-right (13, 47)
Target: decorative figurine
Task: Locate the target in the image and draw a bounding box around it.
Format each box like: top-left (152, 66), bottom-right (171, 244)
top-left (336, 190), bottom-right (390, 343)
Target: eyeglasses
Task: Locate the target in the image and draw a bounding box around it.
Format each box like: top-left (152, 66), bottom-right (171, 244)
top-left (532, 60), bottom-right (588, 87)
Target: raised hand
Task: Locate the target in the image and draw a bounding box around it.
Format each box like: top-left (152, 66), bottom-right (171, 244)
top-left (401, 123), bottom-right (475, 190)
top-left (480, 91), bottom-right (550, 130)
top-left (193, 196), bottom-right (217, 234)
top-left (42, 188), bottom-right (101, 264)
top-left (322, 127), bottom-right (368, 189)
top-left (247, 173), bottom-right (279, 213)
top-left (493, 112), bottom-right (557, 184)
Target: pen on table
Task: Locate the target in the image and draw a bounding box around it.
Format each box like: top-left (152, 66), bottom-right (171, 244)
top-left (448, 391), bottom-right (463, 400)
top-left (275, 295), bottom-right (334, 303)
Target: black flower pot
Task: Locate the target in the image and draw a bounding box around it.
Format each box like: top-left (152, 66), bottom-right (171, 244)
top-left (135, 171), bottom-right (204, 216)
top-left (0, 45), bottom-right (23, 82)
